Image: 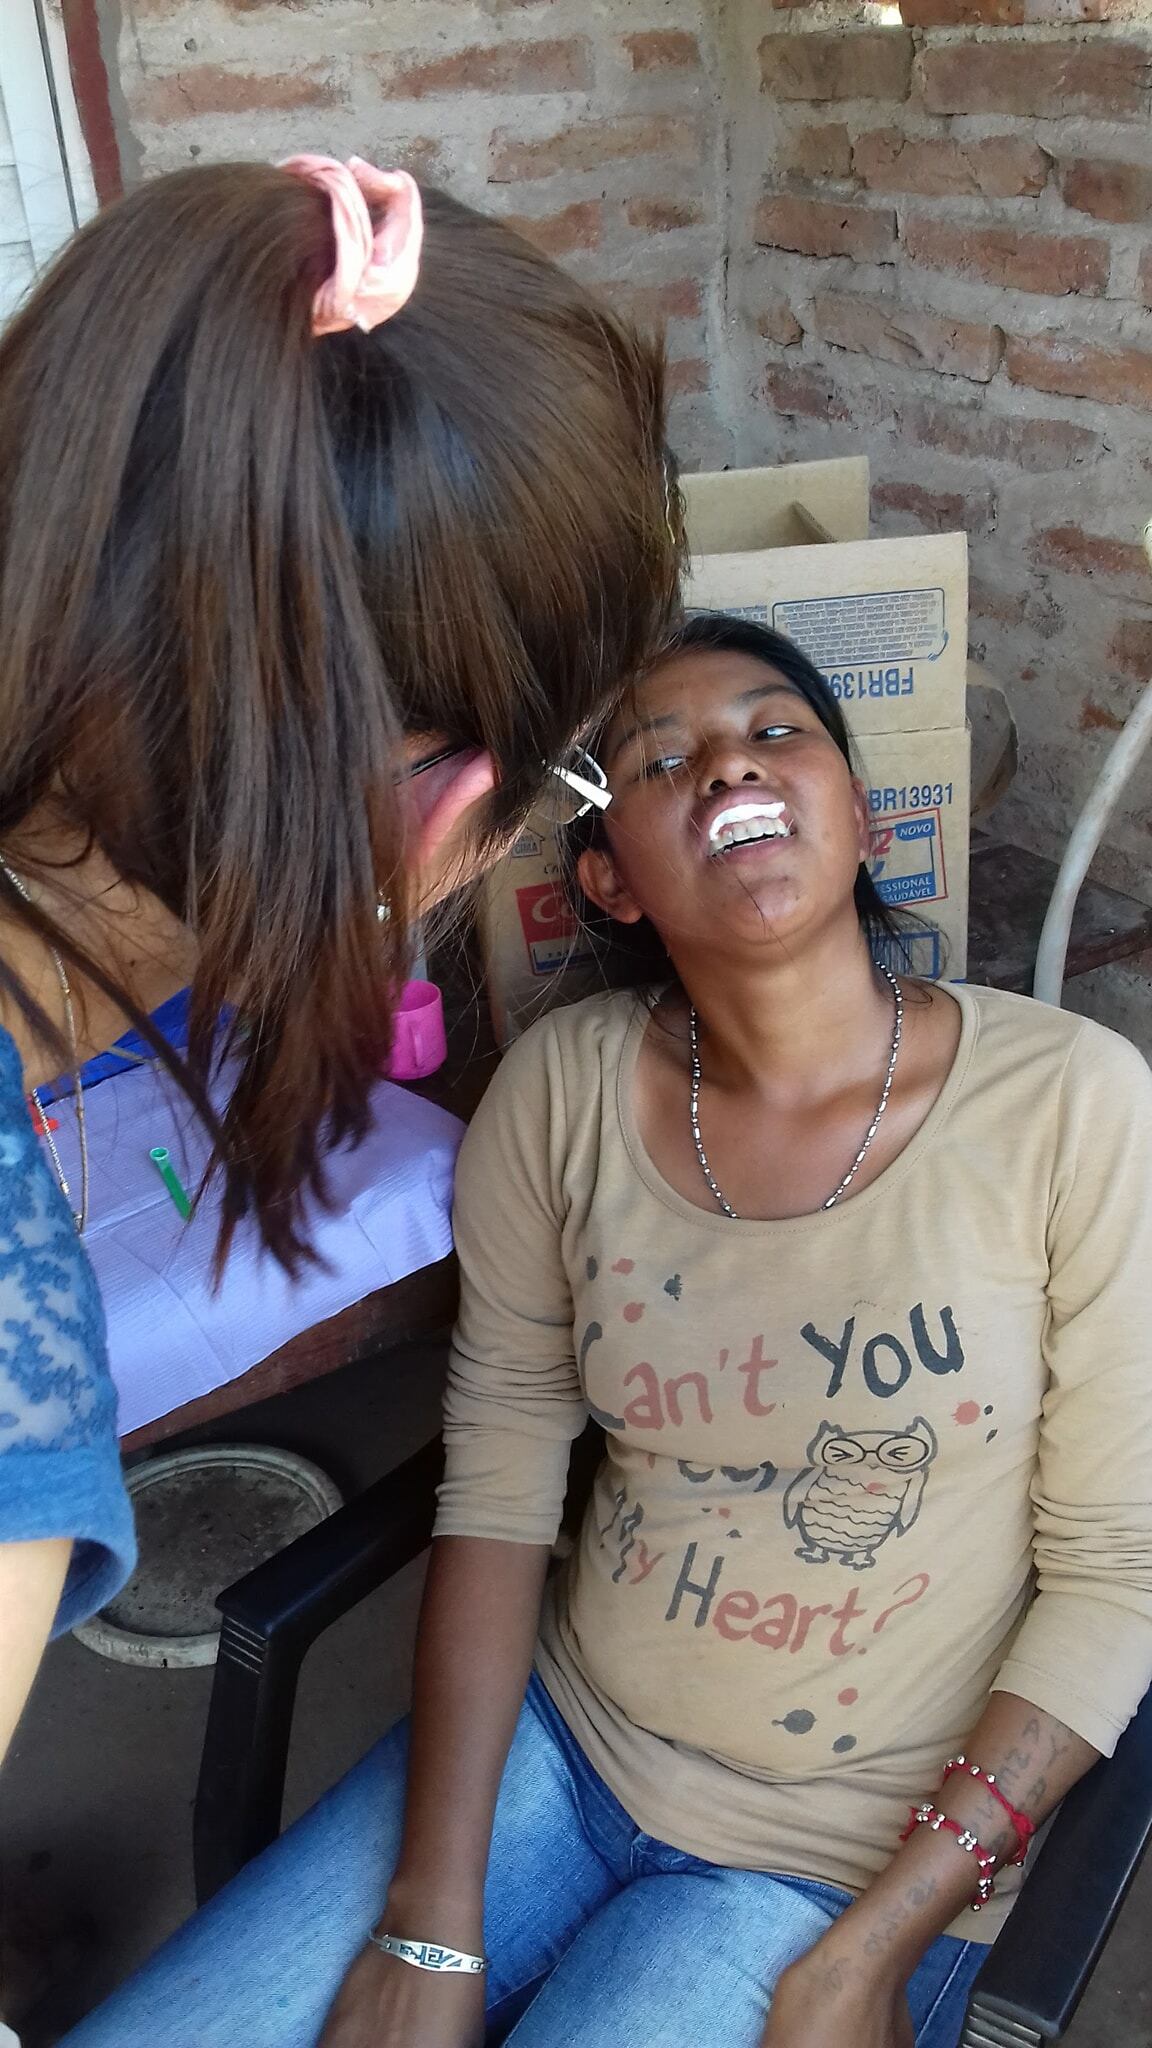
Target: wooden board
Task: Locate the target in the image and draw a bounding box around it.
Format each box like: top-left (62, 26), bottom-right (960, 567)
top-left (968, 833), bottom-right (1152, 995)
top-left (119, 933), bottom-right (495, 1450)
top-left (120, 1255), bottom-right (459, 1452)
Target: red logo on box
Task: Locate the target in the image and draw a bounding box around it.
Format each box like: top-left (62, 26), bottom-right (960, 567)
top-left (515, 880), bottom-right (591, 977)
top-left (516, 881), bottom-right (577, 946)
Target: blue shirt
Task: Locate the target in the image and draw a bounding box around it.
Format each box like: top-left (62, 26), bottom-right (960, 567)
top-left (0, 1026), bottom-right (136, 1633)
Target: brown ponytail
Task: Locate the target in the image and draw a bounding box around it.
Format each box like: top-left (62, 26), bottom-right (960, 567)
top-left (0, 163), bottom-right (677, 1269)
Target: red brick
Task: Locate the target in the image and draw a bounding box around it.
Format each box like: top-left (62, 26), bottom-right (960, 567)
top-left (1006, 333), bottom-right (1152, 409)
top-left (898, 397), bottom-right (1103, 472)
top-left (970, 577), bottom-right (1029, 631)
top-left (147, 0), bottom-right (324, 8)
top-left (1110, 619), bottom-right (1152, 677)
top-left (756, 196), bottom-right (896, 263)
top-left (901, 0), bottom-right (1023, 22)
top-left (490, 114), bottom-right (701, 182)
top-left (395, 137), bottom-right (451, 184)
top-left (1061, 158), bottom-right (1152, 226)
top-left (387, 38), bottom-right (590, 99)
top-left (810, 290), bottom-right (1002, 381)
top-left (919, 41), bottom-right (1150, 120)
top-left (854, 128), bottom-right (1049, 199)
top-left (1080, 698), bottom-right (1125, 733)
top-left (764, 365), bottom-right (856, 422)
top-left (667, 357), bottom-right (710, 397)
top-left (970, 576), bottom-right (1066, 642)
top-left (133, 63), bottom-right (340, 121)
top-left (902, 218), bottom-right (1109, 297)
top-left (874, 479), bottom-right (996, 535)
top-left (1031, 526), bottom-right (1149, 581)
top-left (622, 30), bottom-right (701, 72)
top-left (626, 197), bottom-right (705, 233)
top-left (602, 277), bottom-right (704, 325)
top-left (1026, 0), bottom-right (1149, 14)
top-left (785, 122), bottom-right (854, 183)
top-left (757, 296), bottom-right (804, 346)
top-left (1141, 247), bottom-right (1152, 309)
top-left (760, 31), bottom-right (914, 103)
top-left (502, 200), bottom-right (603, 257)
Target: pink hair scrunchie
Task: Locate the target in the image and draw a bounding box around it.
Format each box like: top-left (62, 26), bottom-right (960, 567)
top-left (281, 153), bottom-right (423, 336)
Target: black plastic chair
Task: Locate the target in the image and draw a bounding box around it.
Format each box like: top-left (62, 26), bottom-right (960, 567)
top-left (194, 1437), bottom-right (1152, 2044)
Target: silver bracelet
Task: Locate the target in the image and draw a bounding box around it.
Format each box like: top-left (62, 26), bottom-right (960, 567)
top-left (370, 1932), bottom-right (487, 1975)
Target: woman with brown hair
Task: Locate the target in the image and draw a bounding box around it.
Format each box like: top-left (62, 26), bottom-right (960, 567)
top-left (0, 156), bottom-right (676, 1774)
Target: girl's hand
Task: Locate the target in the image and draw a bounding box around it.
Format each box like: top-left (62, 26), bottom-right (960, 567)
top-left (760, 1950), bottom-right (914, 2048)
top-left (318, 1942), bottom-right (485, 2048)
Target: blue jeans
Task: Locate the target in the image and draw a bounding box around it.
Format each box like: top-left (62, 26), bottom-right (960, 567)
top-left (62, 1677), bottom-right (984, 2047)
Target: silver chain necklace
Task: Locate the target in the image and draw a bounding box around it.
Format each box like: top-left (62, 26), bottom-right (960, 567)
top-left (0, 855), bottom-right (90, 1234)
top-left (689, 965), bottom-right (904, 1221)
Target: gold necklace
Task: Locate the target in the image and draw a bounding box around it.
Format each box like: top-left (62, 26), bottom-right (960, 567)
top-left (0, 855), bottom-right (90, 1234)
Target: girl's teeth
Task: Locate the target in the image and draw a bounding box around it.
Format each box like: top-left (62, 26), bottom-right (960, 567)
top-left (712, 818), bottom-right (792, 853)
top-left (709, 802), bottom-right (788, 845)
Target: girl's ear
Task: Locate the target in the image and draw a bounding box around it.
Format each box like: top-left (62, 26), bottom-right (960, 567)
top-left (851, 776), bottom-right (872, 867)
top-left (411, 750), bottom-right (497, 910)
top-left (577, 845), bottom-right (645, 926)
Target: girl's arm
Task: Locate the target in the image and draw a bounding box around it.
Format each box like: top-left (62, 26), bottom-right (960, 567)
top-left (0, 1044), bottom-right (138, 1774)
top-left (321, 1536), bottom-right (552, 2047)
top-left (764, 1691), bottom-right (1097, 2047)
top-left (0, 1538), bottom-right (71, 1762)
top-left (382, 1534), bottom-right (552, 1945)
top-left (769, 1021), bottom-right (1152, 2047)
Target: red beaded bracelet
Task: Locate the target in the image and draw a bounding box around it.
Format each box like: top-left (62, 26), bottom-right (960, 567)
top-left (943, 1754), bottom-right (1035, 1867)
top-left (899, 1802), bottom-right (997, 1909)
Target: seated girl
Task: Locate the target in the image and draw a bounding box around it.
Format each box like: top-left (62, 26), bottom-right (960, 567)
top-left (65, 614), bottom-right (1152, 2048)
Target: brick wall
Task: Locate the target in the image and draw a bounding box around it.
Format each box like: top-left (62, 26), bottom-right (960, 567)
top-left (726, 0), bottom-right (1152, 901)
top-left (88, 0), bottom-right (1152, 904)
top-left (100, 0), bottom-right (731, 470)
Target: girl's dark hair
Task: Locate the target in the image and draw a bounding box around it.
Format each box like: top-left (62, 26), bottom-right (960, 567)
top-left (0, 163), bottom-right (678, 1267)
top-left (563, 610), bottom-right (911, 992)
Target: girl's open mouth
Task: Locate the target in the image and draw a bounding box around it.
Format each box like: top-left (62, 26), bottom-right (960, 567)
top-left (706, 800), bottom-right (796, 858)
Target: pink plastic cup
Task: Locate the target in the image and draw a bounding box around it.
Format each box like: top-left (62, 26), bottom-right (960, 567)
top-left (385, 979), bottom-right (448, 1081)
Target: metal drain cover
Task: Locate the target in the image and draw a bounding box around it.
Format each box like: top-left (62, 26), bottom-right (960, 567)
top-left (74, 1445), bottom-right (342, 1667)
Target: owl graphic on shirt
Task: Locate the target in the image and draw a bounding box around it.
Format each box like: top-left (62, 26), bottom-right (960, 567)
top-left (783, 1418), bottom-right (938, 1571)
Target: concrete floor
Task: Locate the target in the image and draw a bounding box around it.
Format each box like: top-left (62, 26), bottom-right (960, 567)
top-left (0, 1337), bottom-right (1149, 2046)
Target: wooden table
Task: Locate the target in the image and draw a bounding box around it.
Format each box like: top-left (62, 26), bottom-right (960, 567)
top-left (122, 944), bottom-right (499, 1452)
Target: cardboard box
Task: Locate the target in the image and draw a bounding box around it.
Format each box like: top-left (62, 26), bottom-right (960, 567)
top-left (862, 726), bottom-right (970, 982)
top-left (679, 457), bottom-right (870, 550)
top-left (682, 469), bottom-right (968, 739)
top-left (478, 811), bottom-right (601, 1047)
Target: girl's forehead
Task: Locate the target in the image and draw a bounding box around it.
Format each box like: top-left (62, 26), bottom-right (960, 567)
top-left (606, 648), bottom-right (801, 750)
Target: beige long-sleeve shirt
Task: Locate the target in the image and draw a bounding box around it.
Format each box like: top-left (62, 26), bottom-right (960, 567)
top-left (436, 982), bottom-right (1152, 1938)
